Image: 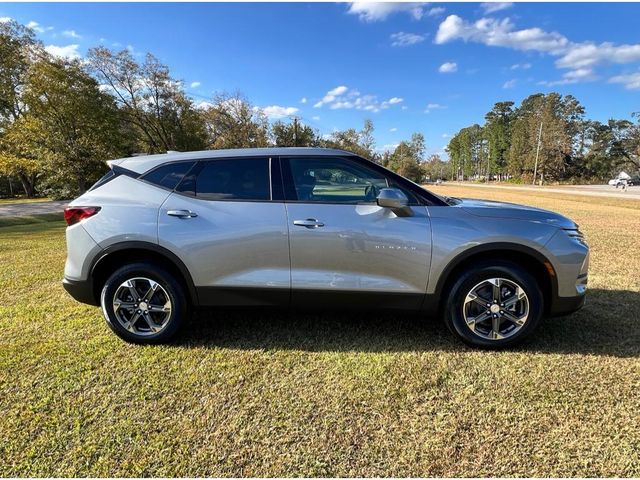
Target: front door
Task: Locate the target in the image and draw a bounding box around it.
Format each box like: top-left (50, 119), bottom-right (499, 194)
top-left (281, 156), bottom-right (432, 310)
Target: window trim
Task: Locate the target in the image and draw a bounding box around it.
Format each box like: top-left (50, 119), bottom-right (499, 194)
top-left (88, 165), bottom-right (138, 192)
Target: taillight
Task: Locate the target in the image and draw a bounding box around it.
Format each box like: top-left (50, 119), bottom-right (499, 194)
top-left (64, 207), bottom-right (101, 226)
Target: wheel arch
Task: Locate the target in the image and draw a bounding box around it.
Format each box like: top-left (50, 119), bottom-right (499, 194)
top-left (90, 242), bottom-right (199, 306)
top-left (432, 242), bottom-right (558, 315)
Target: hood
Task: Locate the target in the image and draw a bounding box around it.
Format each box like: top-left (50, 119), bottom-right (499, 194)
top-left (455, 197), bottom-right (577, 228)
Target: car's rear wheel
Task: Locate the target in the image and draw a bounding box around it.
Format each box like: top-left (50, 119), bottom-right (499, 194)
top-left (443, 261), bottom-right (544, 348)
top-left (100, 262), bottom-right (187, 343)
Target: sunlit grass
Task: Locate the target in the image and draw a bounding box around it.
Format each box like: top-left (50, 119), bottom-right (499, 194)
top-left (1, 187), bottom-right (639, 476)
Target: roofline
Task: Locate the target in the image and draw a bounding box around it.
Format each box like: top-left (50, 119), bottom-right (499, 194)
top-left (108, 147), bottom-right (359, 170)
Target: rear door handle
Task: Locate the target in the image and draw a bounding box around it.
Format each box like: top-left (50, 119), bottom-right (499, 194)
top-left (293, 218), bottom-right (324, 228)
top-left (167, 209), bottom-right (198, 219)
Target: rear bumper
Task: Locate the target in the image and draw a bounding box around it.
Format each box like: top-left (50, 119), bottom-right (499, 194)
top-left (62, 277), bottom-right (98, 306)
top-left (549, 293), bottom-right (586, 317)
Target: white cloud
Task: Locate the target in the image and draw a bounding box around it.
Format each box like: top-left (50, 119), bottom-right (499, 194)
top-left (44, 44), bottom-right (81, 60)
top-left (438, 62), bottom-right (458, 73)
top-left (390, 31), bottom-right (425, 47)
top-left (539, 68), bottom-right (596, 86)
top-left (190, 81), bottom-right (201, 88)
top-left (26, 21), bottom-right (42, 32)
top-left (300, 97), bottom-right (307, 104)
top-left (435, 15), bottom-right (568, 53)
top-left (480, 2), bottom-right (513, 14)
top-left (312, 115), bottom-right (320, 121)
top-left (62, 30), bottom-right (81, 39)
top-left (427, 7), bottom-right (446, 17)
top-left (556, 42), bottom-right (640, 70)
top-left (313, 86), bottom-right (403, 113)
top-left (401, 105), bottom-right (408, 110)
top-left (346, 2), bottom-right (427, 22)
top-left (442, 133), bottom-right (450, 138)
top-left (390, 127), bottom-right (398, 132)
top-left (609, 72), bottom-right (640, 90)
top-left (262, 105), bottom-right (300, 119)
top-left (435, 13), bottom-right (640, 86)
top-left (425, 103), bottom-right (446, 113)
top-left (563, 67), bottom-right (595, 81)
top-left (26, 21), bottom-right (53, 33)
top-left (503, 79), bottom-right (517, 89)
top-left (510, 62), bottom-right (531, 70)
top-left (314, 85), bottom-right (349, 108)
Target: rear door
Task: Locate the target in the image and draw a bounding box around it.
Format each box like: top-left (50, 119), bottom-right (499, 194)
top-left (158, 157), bottom-right (290, 306)
top-left (281, 156), bottom-right (432, 310)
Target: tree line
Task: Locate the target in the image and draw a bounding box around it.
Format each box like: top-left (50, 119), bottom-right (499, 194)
top-left (446, 93), bottom-right (640, 184)
top-left (0, 19), bottom-right (431, 199)
top-left (7, 19), bottom-right (633, 199)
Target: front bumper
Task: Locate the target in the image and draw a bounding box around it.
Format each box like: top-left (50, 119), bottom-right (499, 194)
top-left (549, 292), bottom-right (586, 317)
top-left (63, 277), bottom-right (98, 306)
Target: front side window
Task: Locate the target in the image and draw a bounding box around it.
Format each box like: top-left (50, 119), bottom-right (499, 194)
top-left (192, 158), bottom-right (270, 201)
top-left (285, 157), bottom-right (388, 203)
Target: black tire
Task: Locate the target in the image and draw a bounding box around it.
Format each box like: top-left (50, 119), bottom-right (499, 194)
top-left (99, 262), bottom-right (188, 344)
top-left (443, 260), bottom-right (544, 349)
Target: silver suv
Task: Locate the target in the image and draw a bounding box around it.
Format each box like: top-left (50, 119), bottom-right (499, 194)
top-left (63, 148), bottom-right (588, 348)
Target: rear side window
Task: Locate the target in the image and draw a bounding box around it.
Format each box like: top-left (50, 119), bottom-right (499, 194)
top-left (142, 161), bottom-right (195, 190)
top-left (192, 158), bottom-right (270, 201)
top-left (88, 170), bottom-right (115, 191)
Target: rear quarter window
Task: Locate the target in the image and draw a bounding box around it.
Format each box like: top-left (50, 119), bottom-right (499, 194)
top-left (141, 161), bottom-right (196, 190)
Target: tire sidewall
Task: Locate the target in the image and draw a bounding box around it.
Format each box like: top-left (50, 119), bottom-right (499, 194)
top-left (100, 262), bottom-right (187, 344)
top-left (444, 261), bottom-right (544, 349)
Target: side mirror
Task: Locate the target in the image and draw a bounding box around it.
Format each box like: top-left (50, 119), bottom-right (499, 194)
top-left (376, 188), bottom-right (413, 217)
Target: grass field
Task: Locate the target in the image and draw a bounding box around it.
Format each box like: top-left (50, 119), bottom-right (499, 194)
top-left (0, 197), bottom-right (51, 205)
top-left (1, 186), bottom-right (639, 477)
top-left (0, 212), bottom-right (63, 228)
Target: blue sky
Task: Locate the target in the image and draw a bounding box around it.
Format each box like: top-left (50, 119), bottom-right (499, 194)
top-left (2, 2), bottom-right (640, 156)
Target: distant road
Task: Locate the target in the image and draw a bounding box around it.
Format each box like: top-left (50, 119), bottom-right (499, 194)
top-left (0, 200), bottom-right (68, 217)
top-left (430, 182), bottom-right (640, 200)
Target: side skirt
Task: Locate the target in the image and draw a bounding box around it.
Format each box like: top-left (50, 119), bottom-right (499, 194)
top-left (196, 286), bottom-right (437, 313)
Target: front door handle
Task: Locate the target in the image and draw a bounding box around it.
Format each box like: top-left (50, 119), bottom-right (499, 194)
top-left (167, 209), bottom-right (198, 219)
top-left (293, 218), bottom-right (324, 228)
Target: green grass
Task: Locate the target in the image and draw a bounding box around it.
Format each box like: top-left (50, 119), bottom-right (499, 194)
top-left (1, 188), bottom-right (639, 476)
top-left (0, 212), bottom-right (63, 228)
top-left (0, 197), bottom-right (52, 205)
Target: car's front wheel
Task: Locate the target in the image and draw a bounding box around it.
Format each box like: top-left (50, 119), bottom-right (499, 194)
top-left (100, 262), bottom-right (188, 343)
top-left (443, 260), bottom-right (544, 348)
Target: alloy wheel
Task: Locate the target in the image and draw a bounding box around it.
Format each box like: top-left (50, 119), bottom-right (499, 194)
top-left (462, 277), bottom-right (529, 340)
top-left (111, 277), bottom-right (172, 336)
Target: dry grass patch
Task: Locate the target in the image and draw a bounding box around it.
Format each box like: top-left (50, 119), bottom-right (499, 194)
top-left (1, 187), bottom-right (639, 476)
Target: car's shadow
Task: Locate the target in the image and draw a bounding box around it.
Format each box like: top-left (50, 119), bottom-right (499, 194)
top-left (174, 288), bottom-right (640, 358)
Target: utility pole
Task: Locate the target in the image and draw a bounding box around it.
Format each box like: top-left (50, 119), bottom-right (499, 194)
top-left (532, 122), bottom-right (543, 186)
top-left (293, 117), bottom-right (299, 146)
